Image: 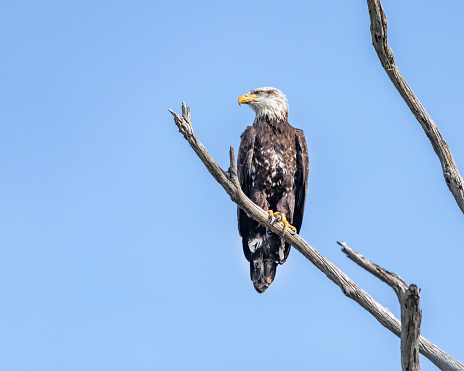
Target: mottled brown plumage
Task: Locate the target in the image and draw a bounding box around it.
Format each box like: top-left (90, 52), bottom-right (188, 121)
top-left (237, 87), bottom-right (309, 293)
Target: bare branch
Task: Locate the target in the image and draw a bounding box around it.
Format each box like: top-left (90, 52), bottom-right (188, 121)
top-left (401, 284), bottom-right (422, 371)
top-left (228, 146), bottom-right (239, 186)
top-left (339, 242), bottom-right (422, 370)
top-left (339, 241), bottom-right (407, 297)
top-left (169, 105), bottom-right (463, 371)
top-left (366, 0), bottom-right (464, 215)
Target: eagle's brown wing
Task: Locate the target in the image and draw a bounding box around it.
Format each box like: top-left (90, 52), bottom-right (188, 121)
top-left (293, 128), bottom-right (309, 233)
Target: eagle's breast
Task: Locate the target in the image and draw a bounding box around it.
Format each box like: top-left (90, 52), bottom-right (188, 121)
top-left (251, 118), bottom-right (296, 203)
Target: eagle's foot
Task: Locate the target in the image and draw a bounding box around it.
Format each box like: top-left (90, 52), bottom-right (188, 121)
top-left (267, 210), bottom-right (297, 236)
top-left (267, 210), bottom-right (278, 224)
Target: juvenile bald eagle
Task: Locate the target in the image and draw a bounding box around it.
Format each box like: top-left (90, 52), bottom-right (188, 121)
top-left (237, 87), bottom-right (309, 293)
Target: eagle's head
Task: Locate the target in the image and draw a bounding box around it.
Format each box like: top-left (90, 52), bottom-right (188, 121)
top-left (238, 87), bottom-right (288, 121)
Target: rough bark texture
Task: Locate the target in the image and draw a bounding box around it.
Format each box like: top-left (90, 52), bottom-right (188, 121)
top-left (169, 104), bottom-right (463, 370)
top-left (401, 285), bottom-right (422, 371)
top-left (366, 0), bottom-right (464, 215)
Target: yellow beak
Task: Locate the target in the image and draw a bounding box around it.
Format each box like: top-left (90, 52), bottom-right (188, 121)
top-left (238, 94), bottom-right (259, 105)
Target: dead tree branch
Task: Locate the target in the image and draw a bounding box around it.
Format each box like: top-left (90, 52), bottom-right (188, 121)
top-left (366, 0), bottom-right (464, 215)
top-left (401, 285), bottom-right (422, 371)
top-left (339, 242), bottom-right (422, 370)
top-left (169, 104), bottom-right (463, 370)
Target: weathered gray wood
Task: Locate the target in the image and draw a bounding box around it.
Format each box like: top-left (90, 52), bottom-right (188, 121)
top-left (169, 105), bottom-right (463, 371)
top-left (366, 0), bottom-right (464, 215)
top-left (339, 241), bottom-right (408, 297)
top-left (401, 284), bottom-right (422, 371)
top-left (339, 242), bottom-right (422, 370)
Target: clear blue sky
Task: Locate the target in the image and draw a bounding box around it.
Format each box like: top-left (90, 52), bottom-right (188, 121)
top-left (1, 1), bottom-right (463, 370)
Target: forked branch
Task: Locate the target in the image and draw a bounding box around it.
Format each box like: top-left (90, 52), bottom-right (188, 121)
top-left (169, 105), bottom-right (463, 370)
top-left (366, 0), bottom-right (464, 214)
top-left (339, 242), bottom-right (422, 370)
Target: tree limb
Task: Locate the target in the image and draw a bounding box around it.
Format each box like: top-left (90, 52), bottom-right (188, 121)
top-left (339, 242), bottom-right (422, 370)
top-left (169, 104), bottom-right (463, 370)
top-left (339, 241), bottom-right (408, 297)
top-left (366, 0), bottom-right (464, 215)
top-left (401, 284), bottom-right (422, 371)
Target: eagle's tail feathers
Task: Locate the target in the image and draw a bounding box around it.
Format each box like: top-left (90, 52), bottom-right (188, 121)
top-left (250, 258), bottom-right (277, 294)
top-left (249, 241), bottom-right (277, 294)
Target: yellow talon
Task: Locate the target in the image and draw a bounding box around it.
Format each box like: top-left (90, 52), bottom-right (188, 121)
top-left (280, 216), bottom-right (296, 235)
top-left (267, 210), bottom-right (297, 235)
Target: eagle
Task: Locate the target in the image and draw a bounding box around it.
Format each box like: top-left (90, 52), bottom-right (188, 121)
top-left (237, 87), bottom-right (309, 293)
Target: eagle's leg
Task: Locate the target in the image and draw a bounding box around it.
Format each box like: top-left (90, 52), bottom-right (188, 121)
top-left (267, 211), bottom-right (297, 236)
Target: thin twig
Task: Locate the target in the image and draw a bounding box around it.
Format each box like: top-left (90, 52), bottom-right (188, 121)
top-left (366, 0), bottom-right (464, 214)
top-left (169, 105), bottom-right (463, 370)
top-left (339, 241), bottom-right (407, 297)
top-left (228, 146), bottom-right (239, 185)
